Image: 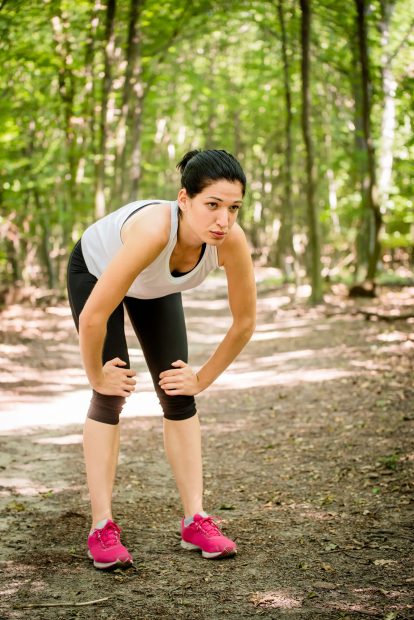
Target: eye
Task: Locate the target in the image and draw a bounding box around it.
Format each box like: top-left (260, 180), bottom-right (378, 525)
top-left (207, 202), bottom-right (218, 209)
top-left (229, 205), bottom-right (240, 213)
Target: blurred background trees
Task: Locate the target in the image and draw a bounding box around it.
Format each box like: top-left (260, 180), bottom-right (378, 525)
top-left (1, 0), bottom-right (413, 302)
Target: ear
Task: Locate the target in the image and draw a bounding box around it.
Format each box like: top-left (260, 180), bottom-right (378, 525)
top-left (177, 188), bottom-right (189, 213)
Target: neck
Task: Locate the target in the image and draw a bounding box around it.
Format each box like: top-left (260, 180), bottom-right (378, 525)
top-left (177, 213), bottom-right (203, 251)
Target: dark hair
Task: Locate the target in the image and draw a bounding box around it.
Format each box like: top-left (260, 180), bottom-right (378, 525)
top-left (176, 149), bottom-right (246, 198)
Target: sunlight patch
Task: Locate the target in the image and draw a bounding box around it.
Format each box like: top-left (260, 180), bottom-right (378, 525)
top-left (215, 367), bottom-right (352, 390)
top-left (0, 389), bottom-right (162, 431)
top-left (376, 331), bottom-right (409, 342)
top-left (0, 478), bottom-right (56, 496)
top-left (35, 434), bottom-right (83, 445)
top-left (331, 602), bottom-right (379, 615)
top-left (251, 328), bottom-right (310, 341)
top-left (0, 344), bottom-right (29, 356)
top-left (257, 295), bottom-right (291, 311)
top-left (251, 590), bottom-right (302, 609)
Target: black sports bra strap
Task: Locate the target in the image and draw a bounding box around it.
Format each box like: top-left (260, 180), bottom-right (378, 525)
top-left (122, 201), bottom-right (163, 226)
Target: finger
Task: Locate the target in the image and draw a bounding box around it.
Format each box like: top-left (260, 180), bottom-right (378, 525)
top-left (112, 388), bottom-right (131, 397)
top-left (160, 382), bottom-right (180, 391)
top-left (123, 379), bottom-right (136, 388)
top-left (123, 376), bottom-right (136, 384)
top-left (164, 388), bottom-right (184, 396)
top-left (171, 360), bottom-right (186, 368)
top-left (111, 358), bottom-right (126, 366)
top-left (159, 372), bottom-right (181, 383)
top-left (159, 374), bottom-right (181, 384)
top-left (159, 380), bottom-right (182, 391)
top-left (123, 384), bottom-right (135, 392)
top-left (124, 369), bottom-right (136, 377)
top-left (159, 369), bottom-right (178, 378)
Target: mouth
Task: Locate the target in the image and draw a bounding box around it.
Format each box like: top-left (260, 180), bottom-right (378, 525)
top-left (209, 231), bottom-right (226, 239)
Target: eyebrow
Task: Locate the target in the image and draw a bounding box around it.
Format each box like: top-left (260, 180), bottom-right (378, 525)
top-left (206, 196), bottom-right (243, 204)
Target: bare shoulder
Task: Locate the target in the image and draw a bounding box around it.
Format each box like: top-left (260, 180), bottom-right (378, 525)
top-left (80, 203), bottom-right (172, 323)
top-left (218, 223), bottom-right (249, 267)
top-left (121, 202), bottom-right (171, 247)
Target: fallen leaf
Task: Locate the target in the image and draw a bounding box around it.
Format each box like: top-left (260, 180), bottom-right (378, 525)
top-left (321, 563), bottom-right (334, 572)
top-left (373, 559), bottom-right (397, 566)
top-left (321, 495), bottom-right (335, 505)
top-left (5, 501), bottom-right (26, 513)
top-left (313, 581), bottom-right (337, 590)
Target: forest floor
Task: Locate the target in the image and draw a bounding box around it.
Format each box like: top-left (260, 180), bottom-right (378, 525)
top-left (0, 271), bottom-right (413, 620)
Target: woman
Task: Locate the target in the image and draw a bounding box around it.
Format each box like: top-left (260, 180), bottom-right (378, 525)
top-left (67, 149), bottom-right (256, 570)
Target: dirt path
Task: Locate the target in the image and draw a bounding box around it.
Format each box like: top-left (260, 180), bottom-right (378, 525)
top-left (0, 274), bottom-right (413, 619)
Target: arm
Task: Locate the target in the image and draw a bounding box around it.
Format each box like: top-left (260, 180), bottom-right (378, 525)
top-left (79, 206), bottom-right (170, 395)
top-left (197, 224), bottom-right (256, 388)
top-left (159, 223), bottom-right (256, 395)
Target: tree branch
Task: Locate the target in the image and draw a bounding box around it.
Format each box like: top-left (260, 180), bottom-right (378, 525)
top-left (388, 18), bottom-right (414, 65)
top-left (14, 596), bottom-right (112, 609)
top-left (354, 308), bottom-right (414, 321)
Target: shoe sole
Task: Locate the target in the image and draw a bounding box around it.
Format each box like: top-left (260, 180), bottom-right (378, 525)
top-left (87, 549), bottom-right (133, 570)
top-left (181, 539), bottom-right (237, 559)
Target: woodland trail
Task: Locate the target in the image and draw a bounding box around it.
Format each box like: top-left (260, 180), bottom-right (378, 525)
top-left (0, 273), bottom-right (413, 619)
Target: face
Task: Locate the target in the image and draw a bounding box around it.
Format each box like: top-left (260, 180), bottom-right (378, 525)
top-left (177, 179), bottom-right (244, 245)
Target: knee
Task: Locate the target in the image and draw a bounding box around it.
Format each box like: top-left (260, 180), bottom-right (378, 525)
top-left (86, 390), bottom-right (126, 425)
top-left (160, 394), bottom-right (197, 421)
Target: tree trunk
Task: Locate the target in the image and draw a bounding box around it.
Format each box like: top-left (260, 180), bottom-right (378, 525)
top-left (355, 0), bottom-right (383, 282)
top-left (300, 0), bottom-right (322, 302)
top-left (34, 189), bottom-right (57, 289)
top-left (77, 0), bottom-right (101, 203)
top-left (275, 0), bottom-right (296, 280)
top-left (324, 131), bottom-right (340, 235)
top-left (128, 98), bottom-right (144, 203)
top-left (1, 211), bottom-right (21, 285)
top-left (95, 0), bottom-right (116, 218)
top-left (350, 36), bottom-right (370, 280)
top-left (378, 0), bottom-right (397, 205)
top-left (50, 8), bottom-right (77, 250)
top-left (112, 0), bottom-right (143, 204)
top-left (124, 5), bottom-right (191, 202)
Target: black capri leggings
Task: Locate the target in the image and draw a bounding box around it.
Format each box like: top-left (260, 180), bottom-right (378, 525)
top-left (67, 239), bottom-right (197, 425)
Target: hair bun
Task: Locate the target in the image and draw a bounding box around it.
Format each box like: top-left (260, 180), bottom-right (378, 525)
top-left (176, 150), bottom-right (201, 174)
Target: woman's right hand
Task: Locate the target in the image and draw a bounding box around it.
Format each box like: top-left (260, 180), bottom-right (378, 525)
top-left (93, 358), bottom-right (137, 397)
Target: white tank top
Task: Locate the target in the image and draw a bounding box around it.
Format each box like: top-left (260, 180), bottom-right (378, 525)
top-left (81, 199), bottom-right (219, 300)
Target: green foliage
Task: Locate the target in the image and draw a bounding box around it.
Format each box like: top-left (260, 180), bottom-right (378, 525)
top-left (0, 0), bottom-right (412, 289)
top-left (378, 453), bottom-right (400, 470)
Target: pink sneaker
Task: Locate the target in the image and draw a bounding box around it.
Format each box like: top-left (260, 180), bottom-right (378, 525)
top-left (181, 513), bottom-right (237, 559)
top-left (87, 519), bottom-right (133, 570)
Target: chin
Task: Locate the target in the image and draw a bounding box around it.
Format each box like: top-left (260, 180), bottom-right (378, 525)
top-left (206, 237), bottom-right (225, 246)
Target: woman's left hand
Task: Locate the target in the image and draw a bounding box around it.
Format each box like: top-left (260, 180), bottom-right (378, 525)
top-left (159, 360), bottom-right (200, 396)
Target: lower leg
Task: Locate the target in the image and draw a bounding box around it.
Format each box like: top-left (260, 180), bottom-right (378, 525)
top-left (163, 414), bottom-right (203, 518)
top-left (83, 418), bottom-right (120, 529)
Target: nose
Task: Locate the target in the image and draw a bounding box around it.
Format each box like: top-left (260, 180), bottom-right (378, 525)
top-left (216, 207), bottom-right (229, 229)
